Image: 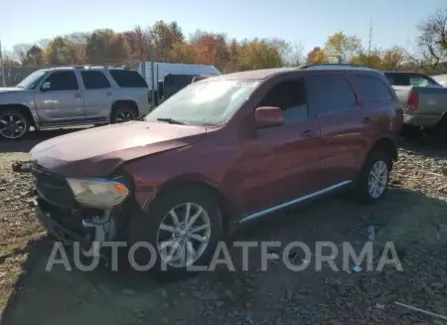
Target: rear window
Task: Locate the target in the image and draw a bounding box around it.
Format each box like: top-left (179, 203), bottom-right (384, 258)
top-left (109, 69), bottom-right (148, 88)
top-left (356, 75), bottom-right (394, 102)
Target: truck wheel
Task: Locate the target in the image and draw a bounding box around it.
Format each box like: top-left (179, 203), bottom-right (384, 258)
top-left (127, 186), bottom-right (223, 281)
top-left (110, 105), bottom-right (138, 124)
top-left (0, 109), bottom-right (29, 140)
top-left (354, 149), bottom-right (392, 205)
top-left (400, 124), bottom-right (422, 141)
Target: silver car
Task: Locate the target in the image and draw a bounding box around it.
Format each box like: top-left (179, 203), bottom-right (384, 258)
top-left (0, 66), bottom-right (151, 140)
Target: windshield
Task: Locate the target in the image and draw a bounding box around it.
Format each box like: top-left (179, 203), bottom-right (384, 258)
top-left (145, 79), bottom-right (260, 126)
top-left (16, 70), bottom-right (48, 89)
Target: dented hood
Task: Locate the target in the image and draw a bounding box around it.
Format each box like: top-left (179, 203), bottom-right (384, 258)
top-left (30, 121), bottom-right (208, 177)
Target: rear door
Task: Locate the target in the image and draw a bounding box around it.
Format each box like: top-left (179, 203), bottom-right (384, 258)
top-left (80, 70), bottom-right (113, 120)
top-left (306, 73), bottom-right (374, 186)
top-left (34, 70), bottom-right (85, 124)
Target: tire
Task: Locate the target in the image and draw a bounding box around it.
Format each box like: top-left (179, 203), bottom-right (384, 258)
top-left (400, 124), bottom-right (422, 141)
top-left (127, 186), bottom-right (223, 281)
top-left (354, 149), bottom-right (392, 205)
top-left (110, 105), bottom-right (138, 124)
top-left (0, 109), bottom-right (30, 140)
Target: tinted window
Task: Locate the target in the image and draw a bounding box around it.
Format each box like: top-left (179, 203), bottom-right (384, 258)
top-left (409, 74), bottom-right (440, 87)
top-left (109, 70), bottom-right (148, 88)
top-left (356, 76), bottom-right (393, 102)
top-left (385, 72), bottom-right (441, 88)
top-left (165, 74), bottom-right (196, 86)
top-left (259, 78), bottom-right (308, 123)
top-left (81, 71), bottom-right (111, 89)
top-left (306, 75), bottom-right (357, 116)
top-left (44, 71), bottom-right (78, 91)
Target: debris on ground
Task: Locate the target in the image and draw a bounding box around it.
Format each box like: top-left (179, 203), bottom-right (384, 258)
top-left (0, 135), bottom-right (447, 324)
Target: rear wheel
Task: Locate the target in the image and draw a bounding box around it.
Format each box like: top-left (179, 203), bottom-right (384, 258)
top-left (354, 150), bottom-right (392, 204)
top-left (400, 124), bottom-right (422, 141)
top-left (0, 109), bottom-right (29, 140)
top-left (110, 105), bottom-right (138, 124)
top-left (127, 186), bottom-right (223, 281)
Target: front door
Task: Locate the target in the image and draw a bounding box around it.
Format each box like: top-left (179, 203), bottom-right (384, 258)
top-left (80, 70), bottom-right (114, 120)
top-left (34, 70), bottom-right (84, 124)
top-left (235, 77), bottom-right (323, 217)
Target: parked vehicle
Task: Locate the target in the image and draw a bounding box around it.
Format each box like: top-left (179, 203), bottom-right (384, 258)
top-left (137, 62), bottom-right (221, 105)
top-left (0, 66), bottom-right (151, 140)
top-left (383, 71), bottom-right (447, 137)
top-left (191, 75), bottom-right (211, 83)
top-left (25, 65), bottom-right (402, 280)
top-left (432, 74), bottom-right (447, 87)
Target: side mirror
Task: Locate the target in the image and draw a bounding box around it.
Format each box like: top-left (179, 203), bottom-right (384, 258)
top-left (254, 106), bottom-right (284, 128)
top-left (41, 82), bottom-right (51, 91)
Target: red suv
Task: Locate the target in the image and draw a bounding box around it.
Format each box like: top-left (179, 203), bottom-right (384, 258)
top-left (28, 65), bottom-right (403, 278)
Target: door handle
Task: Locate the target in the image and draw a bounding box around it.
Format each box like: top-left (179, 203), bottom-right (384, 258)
top-left (106, 92), bottom-right (112, 96)
top-left (74, 93), bottom-right (82, 98)
top-left (301, 129), bottom-right (315, 137)
top-left (362, 117), bottom-right (372, 124)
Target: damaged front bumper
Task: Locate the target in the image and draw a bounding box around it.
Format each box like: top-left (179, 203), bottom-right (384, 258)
top-left (14, 160), bottom-right (124, 258)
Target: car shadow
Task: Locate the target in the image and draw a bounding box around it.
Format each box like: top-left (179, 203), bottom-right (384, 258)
top-left (1, 188), bottom-right (447, 325)
top-left (0, 128), bottom-right (92, 154)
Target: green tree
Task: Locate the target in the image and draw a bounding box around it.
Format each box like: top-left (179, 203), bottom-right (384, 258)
top-left (150, 21), bottom-right (178, 62)
top-left (86, 29), bottom-right (130, 64)
top-left (237, 38), bottom-right (284, 70)
top-left (44, 37), bottom-right (77, 65)
top-left (306, 47), bottom-right (328, 64)
top-left (22, 45), bottom-right (45, 66)
top-left (324, 32), bottom-right (362, 62)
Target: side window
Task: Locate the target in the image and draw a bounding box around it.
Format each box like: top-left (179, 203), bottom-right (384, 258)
top-left (356, 76), bottom-right (394, 102)
top-left (306, 75), bottom-right (357, 116)
top-left (109, 70), bottom-right (148, 88)
top-left (259, 78), bottom-right (308, 123)
top-left (43, 71), bottom-right (78, 91)
top-left (81, 71), bottom-right (111, 89)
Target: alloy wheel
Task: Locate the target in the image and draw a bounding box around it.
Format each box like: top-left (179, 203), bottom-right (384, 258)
top-left (367, 160), bottom-right (388, 199)
top-left (0, 113), bottom-right (27, 139)
top-left (156, 202), bottom-right (212, 268)
top-left (115, 108), bottom-right (136, 123)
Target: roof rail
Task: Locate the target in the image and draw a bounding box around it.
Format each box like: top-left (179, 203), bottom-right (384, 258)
top-left (300, 63), bottom-right (374, 70)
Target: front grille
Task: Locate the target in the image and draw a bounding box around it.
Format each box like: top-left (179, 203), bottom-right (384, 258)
top-left (32, 163), bottom-right (76, 208)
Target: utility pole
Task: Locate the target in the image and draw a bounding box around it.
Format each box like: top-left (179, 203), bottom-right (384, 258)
top-left (0, 38), bottom-right (6, 87)
top-left (367, 19), bottom-right (373, 56)
top-left (150, 43), bottom-right (155, 108)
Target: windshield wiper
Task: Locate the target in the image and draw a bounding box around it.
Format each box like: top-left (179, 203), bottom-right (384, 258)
top-left (156, 117), bottom-right (186, 125)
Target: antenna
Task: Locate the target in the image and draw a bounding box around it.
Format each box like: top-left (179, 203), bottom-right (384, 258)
top-left (368, 19), bottom-right (373, 56)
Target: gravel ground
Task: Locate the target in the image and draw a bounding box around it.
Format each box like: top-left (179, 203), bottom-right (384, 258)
top-left (0, 131), bottom-right (447, 325)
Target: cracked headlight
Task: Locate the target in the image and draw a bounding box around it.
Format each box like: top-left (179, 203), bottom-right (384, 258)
top-left (66, 178), bottom-right (129, 209)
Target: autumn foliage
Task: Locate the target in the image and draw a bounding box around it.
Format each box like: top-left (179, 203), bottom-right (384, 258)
top-left (4, 7), bottom-right (447, 74)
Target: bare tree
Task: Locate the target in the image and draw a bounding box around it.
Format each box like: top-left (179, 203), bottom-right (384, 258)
top-left (417, 7), bottom-right (447, 68)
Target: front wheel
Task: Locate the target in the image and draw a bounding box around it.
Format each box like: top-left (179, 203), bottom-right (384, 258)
top-left (0, 110), bottom-right (29, 140)
top-left (354, 150), bottom-right (392, 204)
top-left (127, 186), bottom-right (223, 281)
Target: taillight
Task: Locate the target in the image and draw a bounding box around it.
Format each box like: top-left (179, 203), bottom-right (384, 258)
top-left (406, 91), bottom-right (419, 111)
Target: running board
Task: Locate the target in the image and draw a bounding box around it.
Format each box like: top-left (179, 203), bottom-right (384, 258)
top-left (239, 180), bottom-right (352, 224)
